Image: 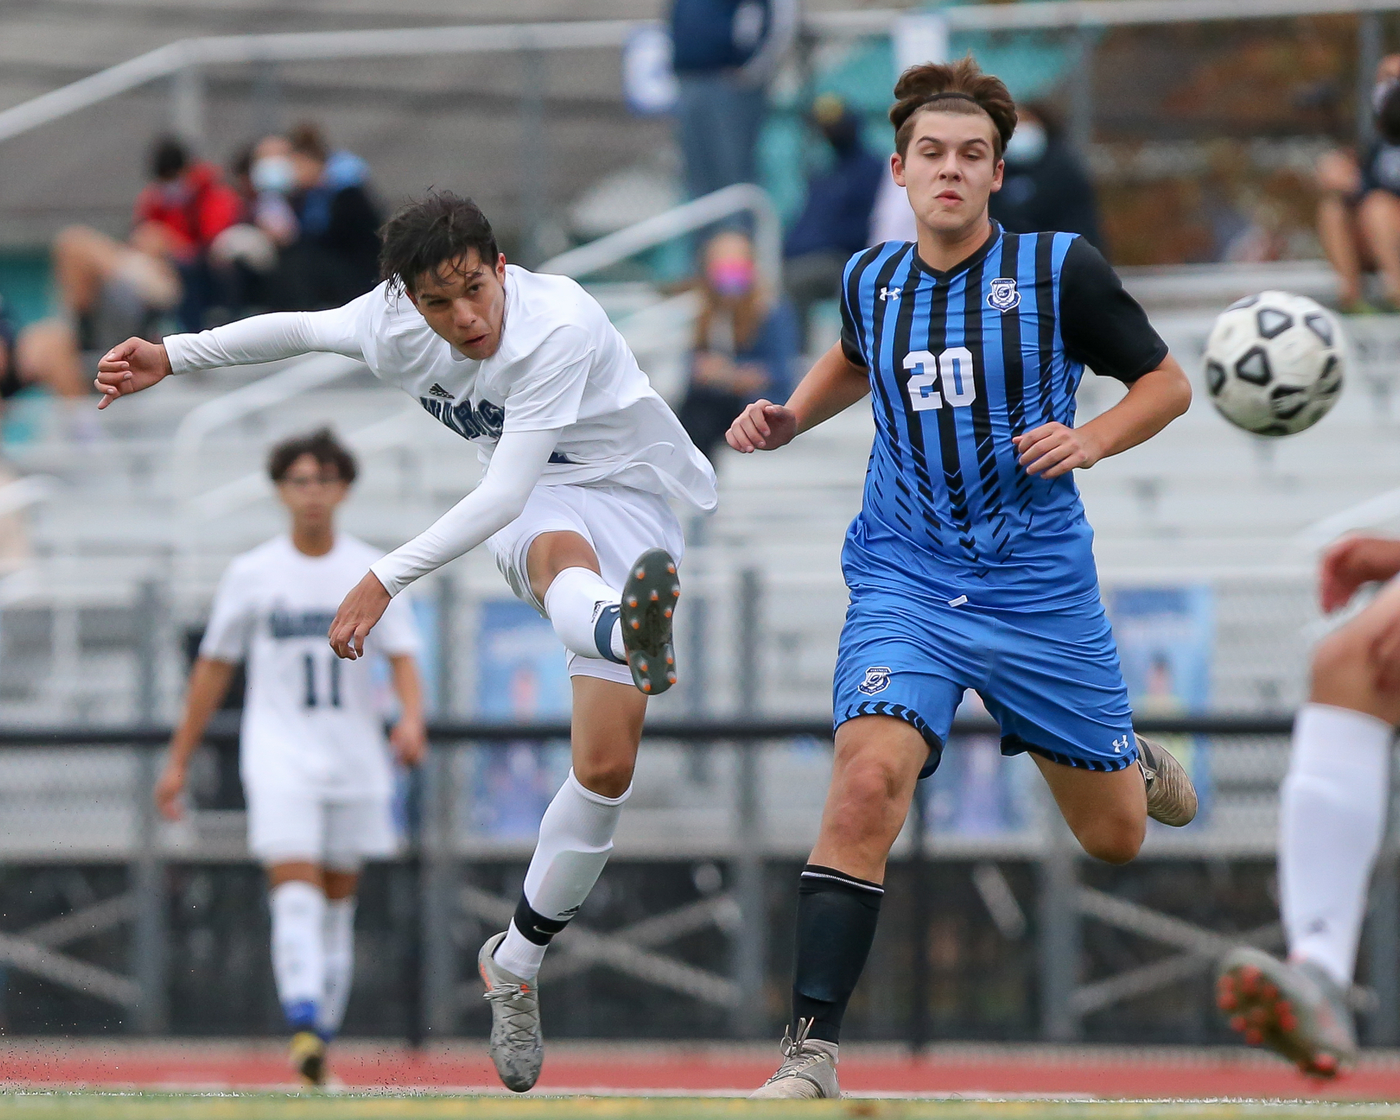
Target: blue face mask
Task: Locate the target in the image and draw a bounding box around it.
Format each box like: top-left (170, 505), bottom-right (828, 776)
top-left (1004, 122), bottom-right (1048, 165)
top-left (251, 156), bottom-right (295, 194)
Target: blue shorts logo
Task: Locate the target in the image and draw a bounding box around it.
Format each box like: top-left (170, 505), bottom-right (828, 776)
top-left (988, 277), bottom-right (1020, 311)
top-left (858, 666), bottom-right (892, 695)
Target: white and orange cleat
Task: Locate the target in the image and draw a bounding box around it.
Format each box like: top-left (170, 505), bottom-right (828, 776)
top-left (619, 548), bottom-right (680, 696)
top-left (1216, 946), bottom-right (1356, 1079)
top-left (479, 931), bottom-right (544, 1092)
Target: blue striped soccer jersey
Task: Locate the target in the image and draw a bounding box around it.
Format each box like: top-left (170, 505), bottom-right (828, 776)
top-left (832, 224), bottom-right (1168, 773)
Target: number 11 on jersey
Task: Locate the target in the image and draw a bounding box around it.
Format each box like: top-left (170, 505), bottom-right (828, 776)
top-left (303, 651), bottom-right (342, 709)
top-left (903, 347), bottom-right (977, 411)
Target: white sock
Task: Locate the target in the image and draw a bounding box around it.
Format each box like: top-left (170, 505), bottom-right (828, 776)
top-left (492, 769), bottom-right (631, 980)
top-left (543, 567), bottom-right (626, 662)
top-left (318, 897), bottom-right (356, 1039)
top-left (1280, 702), bottom-right (1393, 986)
top-left (270, 880), bottom-right (326, 1030)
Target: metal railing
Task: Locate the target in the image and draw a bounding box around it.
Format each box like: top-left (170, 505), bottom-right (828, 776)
top-left (3, 1), bottom-right (1398, 152)
top-left (3, 714), bottom-right (1397, 1047)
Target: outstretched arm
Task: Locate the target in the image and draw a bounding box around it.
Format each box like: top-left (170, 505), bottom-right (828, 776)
top-left (726, 341), bottom-right (869, 453)
top-left (328, 426), bottom-right (562, 659)
top-left (1014, 355), bottom-right (1192, 479)
top-left (94, 296), bottom-right (371, 407)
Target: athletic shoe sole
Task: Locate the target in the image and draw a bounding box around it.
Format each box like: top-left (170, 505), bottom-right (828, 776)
top-left (1216, 948), bottom-right (1354, 1079)
top-left (1137, 734), bottom-right (1198, 827)
top-left (619, 548), bottom-right (680, 696)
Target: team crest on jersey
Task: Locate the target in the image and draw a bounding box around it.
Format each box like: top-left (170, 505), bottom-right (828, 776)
top-left (857, 666), bottom-right (892, 695)
top-left (987, 277), bottom-right (1020, 311)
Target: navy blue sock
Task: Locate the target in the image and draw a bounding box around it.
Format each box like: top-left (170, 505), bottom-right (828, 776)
top-left (791, 864), bottom-right (884, 1044)
top-left (283, 998), bottom-right (318, 1033)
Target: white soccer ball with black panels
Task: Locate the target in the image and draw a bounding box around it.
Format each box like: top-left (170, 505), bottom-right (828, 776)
top-left (1202, 290), bottom-right (1344, 436)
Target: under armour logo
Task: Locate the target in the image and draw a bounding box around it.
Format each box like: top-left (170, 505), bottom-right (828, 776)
top-left (987, 277), bottom-right (1020, 311)
top-left (1111, 734), bottom-right (1132, 754)
top-left (428, 382), bottom-right (453, 399)
top-left (879, 286), bottom-right (902, 302)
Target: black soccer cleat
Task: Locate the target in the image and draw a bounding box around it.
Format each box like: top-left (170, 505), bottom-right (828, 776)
top-left (619, 548), bottom-right (680, 696)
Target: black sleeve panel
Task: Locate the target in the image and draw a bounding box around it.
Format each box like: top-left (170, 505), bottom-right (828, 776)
top-left (1059, 237), bottom-right (1168, 384)
top-left (839, 278), bottom-right (868, 368)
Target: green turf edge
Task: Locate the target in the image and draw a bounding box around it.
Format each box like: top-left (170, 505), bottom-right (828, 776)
top-left (3, 1093), bottom-right (1400, 1120)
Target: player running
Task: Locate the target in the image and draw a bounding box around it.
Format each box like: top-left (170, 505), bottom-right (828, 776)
top-left (95, 193), bottom-right (716, 1093)
top-left (1215, 533), bottom-right (1400, 1077)
top-left (726, 58), bottom-right (1198, 1099)
top-left (157, 428), bottom-right (425, 1086)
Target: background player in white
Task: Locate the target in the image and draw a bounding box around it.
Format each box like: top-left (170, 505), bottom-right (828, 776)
top-left (1218, 532), bottom-right (1400, 1078)
top-left (156, 428), bottom-right (425, 1086)
top-left (94, 193), bottom-right (717, 1093)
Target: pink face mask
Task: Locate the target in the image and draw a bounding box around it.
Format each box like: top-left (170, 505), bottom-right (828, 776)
top-left (707, 258), bottom-right (755, 297)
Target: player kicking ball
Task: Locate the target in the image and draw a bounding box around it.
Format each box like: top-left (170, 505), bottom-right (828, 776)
top-left (726, 58), bottom-right (1199, 1099)
top-left (1215, 534), bottom-right (1400, 1078)
top-left (95, 193), bottom-right (716, 1092)
top-left (157, 428), bottom-right (426, 1086)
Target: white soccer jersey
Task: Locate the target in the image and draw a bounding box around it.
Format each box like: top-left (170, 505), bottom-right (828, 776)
top-left (165, 266), bottom-right (719, 512)
top-left (199, 534), bottom-right (420, 800)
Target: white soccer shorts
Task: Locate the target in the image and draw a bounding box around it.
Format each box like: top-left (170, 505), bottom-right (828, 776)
top-left (246, 787), bottom-right (398, 869)
top-left (487, 481), bottom-right (686, 685)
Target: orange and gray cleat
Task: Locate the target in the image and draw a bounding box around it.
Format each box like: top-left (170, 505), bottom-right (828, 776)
top-left (619, 548), bottom-right (680, 696)
top-left (1216, 946), bottom-right (1356, 1079)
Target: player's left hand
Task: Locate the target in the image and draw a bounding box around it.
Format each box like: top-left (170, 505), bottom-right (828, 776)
top-left (329, 571), bottom-right (391, 659)
top-left (1014, 423), bottom-right (1103, 479)
top-left (390, 717), bottom-right (428, 767)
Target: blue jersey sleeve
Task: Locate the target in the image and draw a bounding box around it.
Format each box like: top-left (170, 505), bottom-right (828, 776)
top-left (839, 253), bottom-right (868, 368)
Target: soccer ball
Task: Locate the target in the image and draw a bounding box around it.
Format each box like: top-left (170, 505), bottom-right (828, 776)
top-left (1202, 290), bottom-right (1345, 436)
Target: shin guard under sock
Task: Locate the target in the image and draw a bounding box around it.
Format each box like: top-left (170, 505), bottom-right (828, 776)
top-left (543, 567), bottom-right (627, 664)
top-left (791, 864), bottom-right (884, 1044)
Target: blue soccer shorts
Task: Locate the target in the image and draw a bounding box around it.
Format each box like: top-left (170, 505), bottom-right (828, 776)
top-left (832, 588), bottom-right (1137, 778)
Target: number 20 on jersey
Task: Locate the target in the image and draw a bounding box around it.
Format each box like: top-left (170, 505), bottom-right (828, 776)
top-left (903, 347), bottom-right (977, 411)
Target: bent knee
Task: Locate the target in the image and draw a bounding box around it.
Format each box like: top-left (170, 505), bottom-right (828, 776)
top-left (1075, 816), bottom-right (1144, 865)
top-left (572, 759), bottom-right (635, 800)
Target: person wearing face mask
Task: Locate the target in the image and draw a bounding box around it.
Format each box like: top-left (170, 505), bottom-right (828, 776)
top-left (784, 95), bottom-right (887, 353)
top-left (987, 101), bottom-right (1102, 249)
top-left (1315, 55), bottom-right (1400, 312)
top-left (678, 230), bottom-right (798, 461)
top-left (272, 122), bottom-right (384, 311)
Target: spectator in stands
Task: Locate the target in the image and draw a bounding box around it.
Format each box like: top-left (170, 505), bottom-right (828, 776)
top-left (669, 0), bottom-right (798, 200)
top-left (1316, 55), bottom-right (1400, 312)
top-left (206, 138), bottom-right (298, 315)
top-left (783, 94), bottom-right (885, 352)
top-left (274, 122), bottom-right (383, 309)
top-left (678, 231), bottom-right (797, 461)
top-left (0, 295), bottom-right (87, 411)
top-left (132, 135), bottom-right (244, 331)
top-left (988, 101), bottom-right (1102, 249)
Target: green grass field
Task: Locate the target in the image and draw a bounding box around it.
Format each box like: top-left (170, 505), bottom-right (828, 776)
top-left (3, 1095), bottom-right (1400, 1120)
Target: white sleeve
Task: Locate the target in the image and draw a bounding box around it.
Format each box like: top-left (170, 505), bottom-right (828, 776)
top-left (369, 427), bottom-right (561, 596)
top-left (501, 325), bottom-right (593, 433)
top-left (370, 592), bottom-right (422, 657)
top-left (163, 291), bottom-right (375, 373)
top-left (198, 563), bottom-right (255, 662)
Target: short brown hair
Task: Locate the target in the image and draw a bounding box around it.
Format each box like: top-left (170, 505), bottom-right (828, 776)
top-left (268, 427), bottom-right (357, 485)
top-left (378, 191), bottom-right (500, 297)
top-left (287, 121), bottom-right (329, 162)
top-left (890, 57), bottom-right (1017, 160)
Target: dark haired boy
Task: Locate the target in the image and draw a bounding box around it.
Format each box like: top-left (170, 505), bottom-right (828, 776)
top-left (157, 428), bottom-right (425, 1086)
top-left (95, 193), bottom-right (716, 1093)
top-left (727, 57), bottom-right (1196, 1097)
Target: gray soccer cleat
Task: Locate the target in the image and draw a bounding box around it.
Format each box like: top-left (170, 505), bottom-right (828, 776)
top-left (1137, 734), bottom-right (1198, 827)
top-left (1216, 946), bottom-right (1357, 1079)
top-left (478, 931), bottom-right (544, 1092)
top-left (619, 548), bottom-right (680, 696)
top-left (749, 1019), bottom-right (840, 1099)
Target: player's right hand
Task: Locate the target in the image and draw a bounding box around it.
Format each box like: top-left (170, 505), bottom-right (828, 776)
top-left (95, 338), bottom-right (172, 409)
top-left (154, 759), bottom-right (186, 821)
top-left (726, 399), bottom-right (798, 453)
